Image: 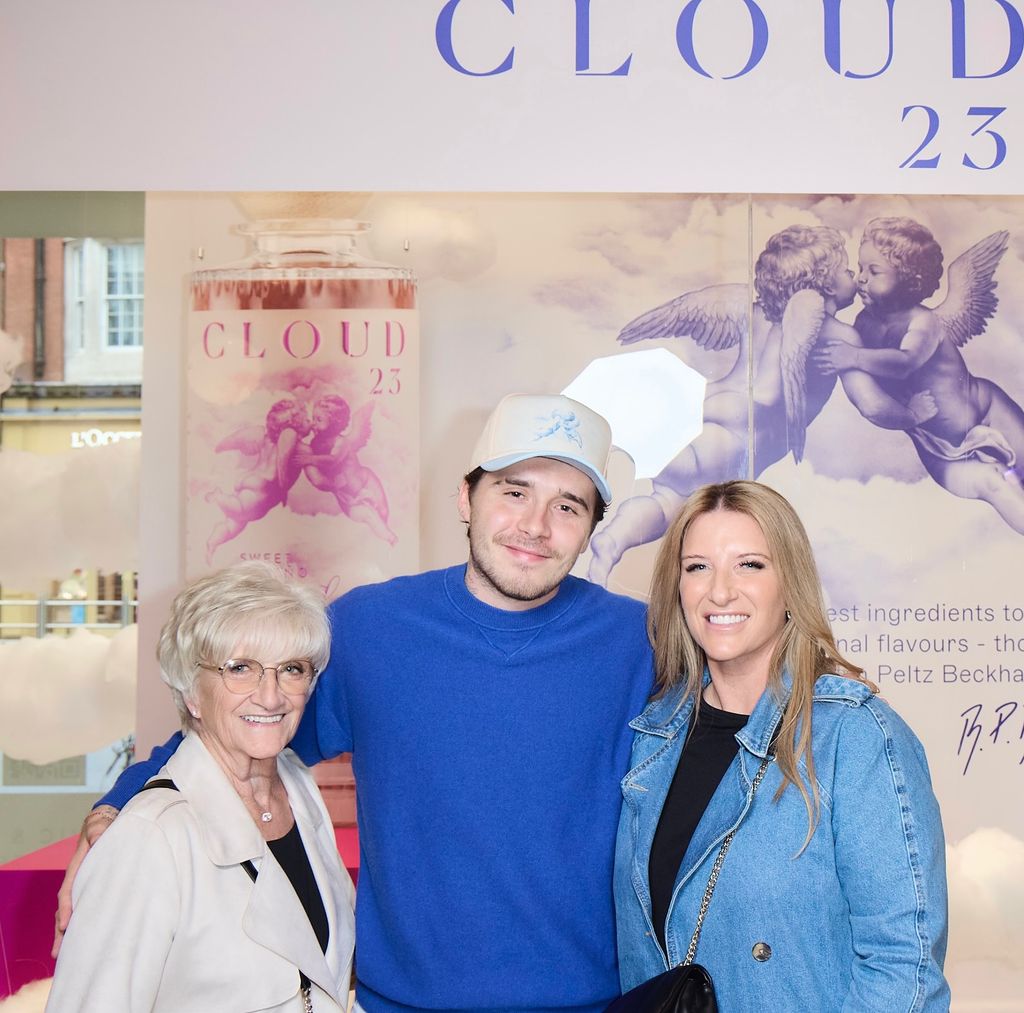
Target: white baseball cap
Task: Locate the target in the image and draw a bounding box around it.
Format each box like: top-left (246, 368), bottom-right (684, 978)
top-left (469, 393), bottom-right (614, 504)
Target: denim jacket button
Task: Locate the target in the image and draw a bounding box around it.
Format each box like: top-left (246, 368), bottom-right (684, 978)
top-left (752, 942), bottom-right (772, 961)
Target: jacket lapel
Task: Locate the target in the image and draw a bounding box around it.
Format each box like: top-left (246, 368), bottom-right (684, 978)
top-left (621, 691), bottom-right (694, 926)
top-left (624, 675), bottom-right (791, 932)
top-left (241, 849), bottom-right (336, 996)
top-left (277, 751), bottom-right (355, 994)
top-left (673, 749), bottom-right (757, 889)
top-left (165, 735), bottom-right (347, 999)
top-left (673, 683), bottom-right (787, 889)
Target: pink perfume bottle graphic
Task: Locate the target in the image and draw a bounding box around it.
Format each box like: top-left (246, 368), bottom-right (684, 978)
top-left (187, 215), bottom-right (421, 826)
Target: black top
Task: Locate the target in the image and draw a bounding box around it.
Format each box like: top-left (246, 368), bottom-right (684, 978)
top-left (267, 822), bottom-right (330, 955)
top-left (648, 698), bottom-right (749, 952)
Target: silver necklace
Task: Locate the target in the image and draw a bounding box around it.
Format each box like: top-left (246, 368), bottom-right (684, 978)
top-left (260, 810), bottom-right (273, 822)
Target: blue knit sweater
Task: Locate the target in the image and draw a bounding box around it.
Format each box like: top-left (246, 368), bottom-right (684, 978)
top-left (103, 566), bottom-right (654, 1013)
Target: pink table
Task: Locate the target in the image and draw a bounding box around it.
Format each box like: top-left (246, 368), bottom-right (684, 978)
top-left (0, 829), bottom-right (359, 999)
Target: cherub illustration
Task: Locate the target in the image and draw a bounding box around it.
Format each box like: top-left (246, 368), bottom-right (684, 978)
top-left (588, 225), bottom-right (936, 584)
top-left (815, 218), bottom-right (1024, 534)
top-left (536, 409), bottom-right (583, 448)
top-left (204, 397), bottom-right (310, 563)
top-left (300, 394), bottom-right (398, 545)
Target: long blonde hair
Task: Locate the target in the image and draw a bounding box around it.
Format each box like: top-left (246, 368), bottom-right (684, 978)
top-left (648, 480), bottom-right (871, 844)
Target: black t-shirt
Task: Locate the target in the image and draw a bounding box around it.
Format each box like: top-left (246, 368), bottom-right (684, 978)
top-left (268, 822), bottom-right (330, 955)
top-left (648, 698), bottom-right (748, 952)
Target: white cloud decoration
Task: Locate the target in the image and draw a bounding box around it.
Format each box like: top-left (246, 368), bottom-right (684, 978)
top-left (947, 827), bottom-right (1024, 969)
top-left (0, 439), bottom-right (139, 591)
top-left (0, 625), bottom-right (137, 765)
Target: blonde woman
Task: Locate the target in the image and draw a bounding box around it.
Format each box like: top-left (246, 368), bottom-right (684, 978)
top-left (613, 481), bottom-right (949, 1011)
top-left (48, 562), bottom-right (355, 1012)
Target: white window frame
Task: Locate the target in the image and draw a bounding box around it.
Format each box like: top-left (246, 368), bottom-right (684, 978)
top-left (64, 241), bottom-right (87, 352)
top-left (104, 242), bottom-right (144, 348)
top-left (63, 238), bottom-right (144, 356)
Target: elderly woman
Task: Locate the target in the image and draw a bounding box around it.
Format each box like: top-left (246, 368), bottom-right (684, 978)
top-left (613, 481), bottom-right (949, 1011)
top-left (47, 562), bottom-right (355, 1012)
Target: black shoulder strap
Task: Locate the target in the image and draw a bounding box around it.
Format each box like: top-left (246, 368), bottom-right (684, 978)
top-left (143, 781), bottom-right (260, 887)
top-left (139, 777), bottom-right (179, 792)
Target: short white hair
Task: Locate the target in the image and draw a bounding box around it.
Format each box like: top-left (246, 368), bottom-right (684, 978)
top-left (157, 562), bottom-right (331, 729)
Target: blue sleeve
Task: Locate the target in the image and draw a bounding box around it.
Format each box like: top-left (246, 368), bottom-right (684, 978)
top-left (95, 732), bottom-right (183, 810)
top-left (288, 685), bottom-right (332, 765)
top-left (834, 703), bottom-right (950, 1012)
top-left (288, 600), bottom-right (354, 766)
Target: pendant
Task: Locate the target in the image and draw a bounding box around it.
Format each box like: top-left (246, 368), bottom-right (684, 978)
top-left (260, 811), bottom-right (273, 823)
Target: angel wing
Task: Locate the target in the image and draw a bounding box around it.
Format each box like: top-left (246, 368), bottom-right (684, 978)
top-left (618, 283), bottom-right (750, 351)
top-left (214, 423), bottom-right (267, 457)
top-left (333, 403), bottom-right (374, 457)
top-left (933, 231), bottom-right (1008, 348)
top-left (780, 289), bottom-right (827, 464)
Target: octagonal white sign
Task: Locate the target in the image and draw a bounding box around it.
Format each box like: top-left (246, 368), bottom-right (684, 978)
top-left (562, 348), bottom-right (706, 479)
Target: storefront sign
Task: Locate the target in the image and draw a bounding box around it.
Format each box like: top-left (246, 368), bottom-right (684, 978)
top-left (69, 429), bottom-right (141, 449)
top-left (1, 1), bottom-right (1020, 193)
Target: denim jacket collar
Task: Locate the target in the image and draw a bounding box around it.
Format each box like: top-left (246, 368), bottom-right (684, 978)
top-left (630, 669), bottom-right (873, 757)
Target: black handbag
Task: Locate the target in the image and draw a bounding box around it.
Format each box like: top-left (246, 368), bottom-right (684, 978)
top-left (603, 962), bottom-right (716, 1013)
top-left (606, 751), bottom-right (773, 1013)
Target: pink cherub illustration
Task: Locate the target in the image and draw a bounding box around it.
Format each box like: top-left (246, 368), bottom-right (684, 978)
top-left (301, 394), bottom-right (398, 546)
top-left (204, 397), bottom-right (310, 564)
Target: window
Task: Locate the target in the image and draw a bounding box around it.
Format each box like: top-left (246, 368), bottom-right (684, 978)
top-left (105, 243), bottom-right (144, 347)
top-left (64, 238), bottom-right (144, 353)
top-left (63, 238), bottom-right (144, 382)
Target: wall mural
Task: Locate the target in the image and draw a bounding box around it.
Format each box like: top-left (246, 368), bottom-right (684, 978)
top-left (149, 191), bottom-right (1024, 1009)
top-left (591, 215), bottom-right (1023, 581)
top-left (578, 196), bottom-right (1024, 1007)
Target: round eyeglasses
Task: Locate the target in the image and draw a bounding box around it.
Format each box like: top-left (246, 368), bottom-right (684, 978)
top-left (196, 658), bottom-right (316, 696)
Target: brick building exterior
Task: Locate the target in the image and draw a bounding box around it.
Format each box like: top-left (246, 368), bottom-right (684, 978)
top-left (1, 237), bottom-right (65, 382)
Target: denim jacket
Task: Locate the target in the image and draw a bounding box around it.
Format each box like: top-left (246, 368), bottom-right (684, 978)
top-left (613, 674), bottom-right (950, 1012)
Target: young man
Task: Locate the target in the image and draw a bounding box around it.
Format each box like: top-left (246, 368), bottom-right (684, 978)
top-left (56, 393), bottom-right (656, 1013)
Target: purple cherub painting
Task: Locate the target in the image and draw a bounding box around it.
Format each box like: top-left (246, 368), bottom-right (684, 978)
top-left (588, 216), bottom-right (1024, 585)
top-left (813, 218), bottom-right (1024, 533)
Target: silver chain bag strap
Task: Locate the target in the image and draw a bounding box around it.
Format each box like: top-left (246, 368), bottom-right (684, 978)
top-left (605, 744), bottom-right (776, 1013)
top-left (683, 751), bottom-right (773, 966)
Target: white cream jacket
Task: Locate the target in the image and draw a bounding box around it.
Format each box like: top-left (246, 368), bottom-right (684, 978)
top-left (47, 733), bottom-right (355, 1012)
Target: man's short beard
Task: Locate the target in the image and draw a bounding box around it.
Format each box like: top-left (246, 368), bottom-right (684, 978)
top-left (468, 543), bottom-right (562, 603)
